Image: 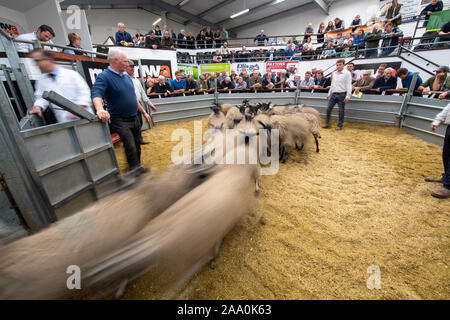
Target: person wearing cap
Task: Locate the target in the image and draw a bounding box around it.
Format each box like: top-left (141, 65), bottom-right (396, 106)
top-left (418, 66), bottom-right (450, 95)
top-left (197, 75), bottom-right (208, 91)
top-left (426, 102), bottom-right (450, 198)
top-left (352, 70), bottom-right (376, 95)
top-left (397, 67), bottom-right (423, 96)
top-left (126, 59), bottom-right (156, 145)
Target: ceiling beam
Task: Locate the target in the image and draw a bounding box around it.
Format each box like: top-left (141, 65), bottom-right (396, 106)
top-left (183, 0), bottom-right (237, 25)
top-left (313, 0), bottom-right (329, 15)
top-left (228, 1), bottom-right (316, 32)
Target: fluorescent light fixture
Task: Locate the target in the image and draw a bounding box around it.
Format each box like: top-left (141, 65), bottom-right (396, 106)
top-left (273, 0), bottom-right (285, 4)
top-left (152, 18), bottom-right (162, 26)
top-left (230, 8), bottom-right (249, 19)
top-left (179, 0), bottom-right (190, 6)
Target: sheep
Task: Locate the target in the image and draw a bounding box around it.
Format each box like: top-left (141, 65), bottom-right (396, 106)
top-left (258, 114), bottom-right (310, 163)
top-left (220, 103), bottom-right (234, 115)
top-left (0, 163), bottom-right (216, 299)
top-left (207, 103), bottom-right (226, 130)
top-left (81, 164), bottom-right (258, 299)
top-left (294, 107), bottom-right (321, 152)
top-left (224, 104), bottom-right (245, 129)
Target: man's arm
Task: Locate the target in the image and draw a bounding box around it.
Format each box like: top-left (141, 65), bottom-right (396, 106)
top-left (137, 99), bottom-right (151, 123)
top-left (360, 78), bottom-right (376, 91)
top-left (28, 79), bottom-right (50, 117)
top-left (91, 74), bottom-right (110, 122)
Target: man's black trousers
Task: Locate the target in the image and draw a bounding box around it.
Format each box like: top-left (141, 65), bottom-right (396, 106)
top-left (109, 116), bottom-right (142, 170)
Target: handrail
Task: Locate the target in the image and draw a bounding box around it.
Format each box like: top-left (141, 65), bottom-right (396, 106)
top-left (399, 45), bottom-right (440, 67)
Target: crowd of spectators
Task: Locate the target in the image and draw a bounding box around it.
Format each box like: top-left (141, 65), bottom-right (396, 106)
top-left (142, 61), bottom-right (450, 101)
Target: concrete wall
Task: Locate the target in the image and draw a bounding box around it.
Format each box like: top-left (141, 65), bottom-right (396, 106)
top-left (0, 5), bottom-right (29, 32)
top-left (85, 8), bottom-right (199, 45)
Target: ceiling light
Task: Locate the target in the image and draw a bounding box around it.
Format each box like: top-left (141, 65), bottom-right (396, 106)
top-left (273, 0), bottom-right (285, 4)
top-left (179, 0), bottom-right (190, 6)
top-left (230, 8), bottom-right (249, 19)
top-left (152, 18), bottom-right (162, 26)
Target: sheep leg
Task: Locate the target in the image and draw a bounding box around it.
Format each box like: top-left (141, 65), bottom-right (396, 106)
top-left (209, 237), bottom-right (224, 269)
top-left (296, 143), bottom-right (304, 151)
top-left (114, 278), bottom-right (129, 299)
top-left (279, 145), bottom-right (285, 161)
top-left (314, 136), bottom-right (319, 152)
top-left (281, 145), bottom-right (290, 163)
top-left (254, 178), bottom-right (259, 196)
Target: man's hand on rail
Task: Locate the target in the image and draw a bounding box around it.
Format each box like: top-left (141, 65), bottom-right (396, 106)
top-left (28, 106), bottom-right (42, 117)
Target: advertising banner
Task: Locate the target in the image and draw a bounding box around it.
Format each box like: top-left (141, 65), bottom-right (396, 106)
top-left (266, 61), bottom-right (299, 76)
top-left (0, 17), bottom-right (25, 36)
top-left (199, 63), bottom-right (231, 75)
top-left (178, 64), bottom-right (199, 80)
top-left (79, 58), bottom-right (173, 87)
top-left (231, 62), bottom-right (266, 76)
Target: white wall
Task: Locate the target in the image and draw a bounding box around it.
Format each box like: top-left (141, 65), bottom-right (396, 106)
top-left (85, 9), bottom-right (199, 44)
top-left (235, 0), bottom-right (426, 39)
top-left (0, 5), bottom-right (29, 32)
top-left (25, 0), bottom-right (68, 46)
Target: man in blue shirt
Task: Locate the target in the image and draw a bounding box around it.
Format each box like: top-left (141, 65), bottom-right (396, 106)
top-left (171, 70), bottom-right (186, 93)
top-left (397, 67), bottom-right (423, 96)
top-left (420, 0), bottom-right (443, 27)
top-left (92, 49), bottom-right (147, 173)
top-left (373, 67), bottom-right (398, 95)
top-left (115, 22), bottom-right (134, 46)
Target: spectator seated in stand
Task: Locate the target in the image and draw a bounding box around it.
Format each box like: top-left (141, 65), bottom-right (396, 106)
top-left (275, 70), bottom-right (290, 88)
top-left (266, 47), bottom-right (277, 61)
top-left (213, 50), bottom-right (223, 63)
top-left (196, 30), bottom-right (206, 48)
top-left (239, 46), bottom-right (250, 62)
top-left (220, 76), bottom-right (235, 90)
top-left (320, 42), bottom-right (337, 59)
top-left (332, 32), bottom-right (346, 52)
top-left (397, 67), bottom-right (423, 96)
top-left (420, 0), bottom-right (443, 28)
top-left (373, 68), bottom-right (398, 94)
top-left (434, 21), bottom-right (450, 46)
top-left (333, 17), bottom-right (345, 31)
top-left (418, 65), bottom-right (450, 95)
top-left (380, 22), bottom-right (403, 57)
top-left (353, 29), bottom-right (366, 49)
top-left (302, 37), bottom-right (314, 59)
top-left (115, 22), bottom-right (134, 46)
top-left (171, 70), bottom-right (186, 93)
top-left (185, 74), bottom-right (198, 92)
top-left (313, 71), bottom-right (328, 89)
top-left (255, 48), bottom-right (266, 62)
top-left (161, 31), bottom-right (175, 49)
top-left (63, 33), bottom-right (85, 55)
top-left (218, 69), bottom-right (228, 83)
top-left (350, 15), bottom-right (363, 29)
top-left (285, 43), bottom-right (297, 59)
top-left (289, 75), bottom-right (300, 88)
top-left (269, 37), bottom-right (278, 46)
top-left (352, 70), bottom-right (375, 95)
top-left (262, 72), bottom-right (275, 89)
top-left (300, 71), bottom-right (315, 89)
top-left (152, 75), bottom-right (172, 96)
top-left (145, 31), bottom-right (161, 49)
top-left (249, 69), bottom-right (263, 90)
top-left (229, 49), bottom-right (239, 63)
top-left (234, 76), bottom-right (248, 90)
top-left (220, 42), bottom-right (230, 56)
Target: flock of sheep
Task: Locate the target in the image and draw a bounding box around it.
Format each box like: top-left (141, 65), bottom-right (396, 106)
top-left (0, 100), bottom-right (321, 299)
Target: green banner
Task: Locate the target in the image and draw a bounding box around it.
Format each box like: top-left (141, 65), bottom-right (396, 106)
top-left (199, 63), bottom-right (231, 76)
top-left (426, 9), bottom-right (450, 32)
top-left (178, 64), bottom-right (199, 80)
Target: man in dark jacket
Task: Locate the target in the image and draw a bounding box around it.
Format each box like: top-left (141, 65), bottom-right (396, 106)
top-left (364, 25), bottom-right (382, 58)
top-left (373, 68), bottom-right (397, 94)
top-left (420, 0), bottom-right (443, 27)
top-left (380, 22), bottom-right (403, 56)
top-left (145, 31), bottom-right (160, 49)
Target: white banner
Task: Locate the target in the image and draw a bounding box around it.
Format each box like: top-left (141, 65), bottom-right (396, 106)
top-left (231, 62), bottom-right (266, 76)
top-left (114, 46), bottom-right (178, 80)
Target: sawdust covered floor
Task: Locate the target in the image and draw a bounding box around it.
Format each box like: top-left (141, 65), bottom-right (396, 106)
top-left (113, 119), bottom-right (449, 299)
